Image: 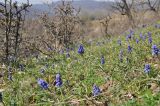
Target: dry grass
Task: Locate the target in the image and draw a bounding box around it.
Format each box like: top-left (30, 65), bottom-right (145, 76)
top-left (81, 10), bottom-right (160, 41)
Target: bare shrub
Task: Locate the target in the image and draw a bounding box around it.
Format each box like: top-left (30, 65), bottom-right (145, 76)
top-left (0, 0), bottom-right (31, 63)
top-left (112, 0), bottom-right (135, 28)
top-left (39, 0), bottom-right (81, 52)
top-left (99, 15), bottom-right (112, 38)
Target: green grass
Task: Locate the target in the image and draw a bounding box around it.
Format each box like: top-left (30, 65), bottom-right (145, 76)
top-left (1, 24), bottom-right (160, 106)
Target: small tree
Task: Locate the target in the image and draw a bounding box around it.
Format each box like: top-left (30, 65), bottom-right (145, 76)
top-left (146, 0), bottom-right (160, 12)
top-left (40, 0), bottom-right (81, 52)
top-left (99, 15), bottom-right (112, 38)
top-left (112, 0), bottom-right (135, 28)
top-left (0, 0), bottom-right (31, 63)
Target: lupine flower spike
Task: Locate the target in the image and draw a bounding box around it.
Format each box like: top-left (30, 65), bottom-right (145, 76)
top-left (39, 68), bottom-right (45, 74)
top-left (78, 45), bottom-right (84, 54)
top-left (148, 32), bottom-right (151, 38)
top-left (136, 38), bottom-right (139, 44)
top-left (127, 34), bottom-right (131, 40)
top-left (128, 45), bottom-right (132, 53)
top-left (37, 79), bottom-right (48, 90)
top-left (101, 56), bottom-right (105, 64)
top-left (140, 33), bottom-right (143, 39)
top-left (19, 64), bottom-right (24, 71)
top-left (93, 84), bottom-right (101, 96)
top-left (152, 45), bottom-right (159, 56)
top-left (55, 73), bottom-right (63, 87)
top-left (117, 39), bottom-right (121, 46)
top-left (144, 64), bottom-right (151, 73)
top-left (66, 53), bottom-right (70, 58)
top-left (45, 64), bottom-right (49, 68)
top-left (148, 36), bottom-right (152, 44)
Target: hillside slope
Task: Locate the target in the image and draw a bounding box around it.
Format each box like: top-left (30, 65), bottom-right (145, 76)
top-left (1, 22), bottom-right (160, 105)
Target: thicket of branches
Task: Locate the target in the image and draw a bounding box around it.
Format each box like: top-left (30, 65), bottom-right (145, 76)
top-left (39, 0), bottom-right (81, 52)
top-left (0, 0), bottom-right (31, 63)
top-left (112, 0), bottom-right (160, 28)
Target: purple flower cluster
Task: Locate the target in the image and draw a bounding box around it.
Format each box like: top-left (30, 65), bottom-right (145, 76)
top-left (117, 39), bottom-right (121, 46)
top-left (93, 84), bottom-right (101, 96)
top-left (39, 68), bottom-right (45, 74)
top-left (144, 64), bottom-right (151, 73)
top-left (148, 37), bottom-right (152, 44)
top-left (126, 30), bottom-right (134, 41)
top-left (128, 45), bottom-right (132, 53)
top-left (140, 33), bottom-right (143, 39)
top-left (55, 73), bottom-right (63, 87)
top-left (101, 56), bottom-right (105, 64)
top-left (19, 64), bottom-right (24, 71)
top-left (152, 45), bottom-right (159, 56)
top-left (136, 38), bottom-right (139, 44)
top-left (66, 53), bottom-right (70, 58)
top-left (37, 79), bottom-right (48, 89)
top-left (155, 24), bottom-right (160, 29)
top-left (78, 45), bottom-right (84, 54)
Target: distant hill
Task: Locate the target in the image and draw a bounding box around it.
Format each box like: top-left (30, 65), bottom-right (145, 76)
top-left (27, 0), bottom-right (113, 18)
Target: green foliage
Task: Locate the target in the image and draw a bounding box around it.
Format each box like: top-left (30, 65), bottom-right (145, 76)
top-left (1, 24), bottom-right (160, 105)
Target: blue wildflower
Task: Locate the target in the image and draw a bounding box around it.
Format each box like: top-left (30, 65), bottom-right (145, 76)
top-left (136, 38), bottom-right (139, 44)
top-left (47, 47), bottom-right (52, 51)
top-left (66, 48), bottom-right (70, 52)
top-left (8, 73), bottom-right (12, 81)
top-left (128, 45), bottom-right (132, 53)
top-left (148, 36), bottom-right (152, 44)
top-left (45, 64), bottom-right (49, 68)
top-left (140, 33), bottom-right (143, 39)
top-left (148, 32), bottom-right (151, 37)
top-left (66, 53), bottom-right (70, 58)
top-left (78, 45), bottom-right (84, 54)
top-left (144, 64), bottom-right (151, 73)
top-left (59, 49), bottom-right (64, 54)
top-left (39, 68), bottom-right (45, 74)
top-left (55, 73), bottom-right (63, 87)
top-left (130, 30), bottom-right (134, 35)
top-left (19, 64), bottom-right (24, 71)
top-left (70, 48), bottom-right (74, 51)
top-left (127, 34), bottom-right (132, 40)
top-left (155, 24), bottom-right (160, 28)
top-left (117, 39), bottom-right (121, 46)
top-left (93, 84), bottom-right (101, 96)
top-left (101, 56), bottom-right (105, 64)
top-left (152, 45), bottom-right (159, 56)
top-left (37, 79), bottom-right (48, 90)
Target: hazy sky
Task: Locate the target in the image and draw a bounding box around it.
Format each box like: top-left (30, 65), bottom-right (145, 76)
top-left (12, 0), bottom-right (113, 4)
